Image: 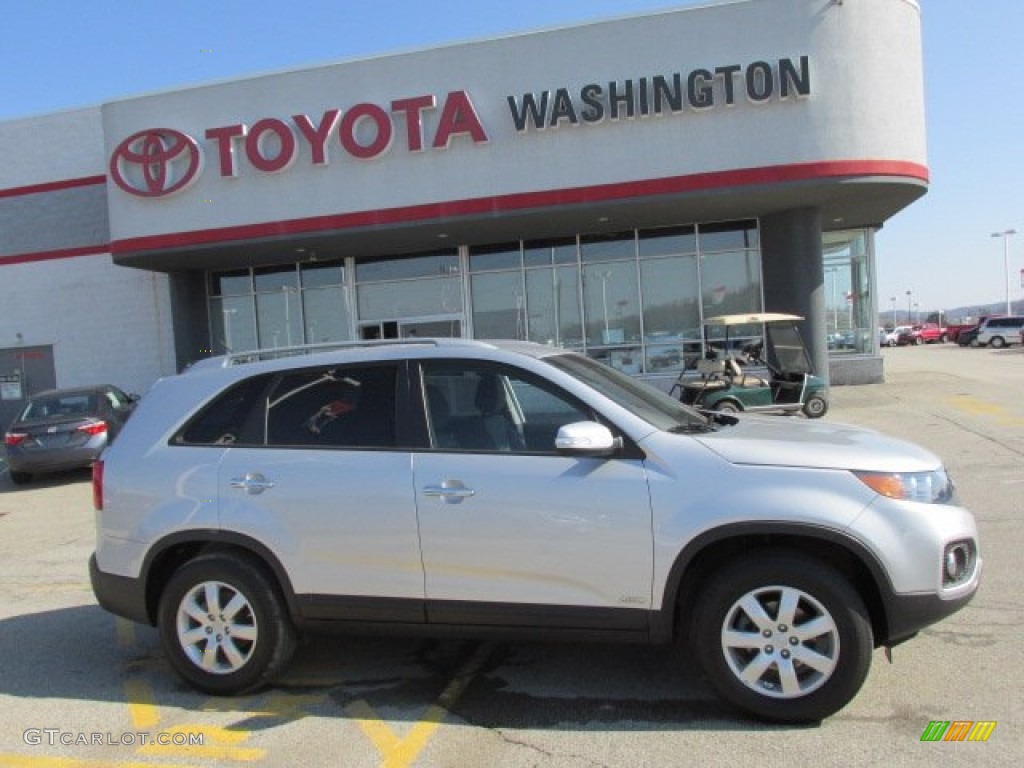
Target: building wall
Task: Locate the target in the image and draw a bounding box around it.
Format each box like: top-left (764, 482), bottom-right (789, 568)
top-left (0, 254), bottom-right (176, 395)
top-left (0, 109), bottom-right (176, 396)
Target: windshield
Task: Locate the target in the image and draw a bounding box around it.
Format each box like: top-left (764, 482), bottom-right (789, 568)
top-left (544, 353), bottom-right (711, 431)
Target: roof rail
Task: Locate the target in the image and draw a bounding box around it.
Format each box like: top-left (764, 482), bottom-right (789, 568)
top-left (216, 338), bottom-right (464, 367)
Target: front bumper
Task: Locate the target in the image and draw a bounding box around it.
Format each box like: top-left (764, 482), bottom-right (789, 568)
top-left (882, 575), bottom-right (980, 646)
top-left (89, 554), bottom-right (151, 625)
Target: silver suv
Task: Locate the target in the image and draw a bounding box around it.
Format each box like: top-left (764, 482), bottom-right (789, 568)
top-left (89, 339), bottom-right (981, 722)
top-left (975, 315), bottom-right (1024, 348)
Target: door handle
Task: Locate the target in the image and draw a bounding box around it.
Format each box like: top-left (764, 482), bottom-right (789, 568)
top-left (230, 472), bottom-right (276, 495)
top-left (422, 479), bottom-right (475, 504)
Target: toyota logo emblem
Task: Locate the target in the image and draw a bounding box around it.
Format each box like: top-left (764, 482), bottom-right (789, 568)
top-left (109, 129), bottom-right (203, 198)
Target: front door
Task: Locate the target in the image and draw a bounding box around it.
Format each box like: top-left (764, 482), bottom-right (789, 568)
top-left (412, 360), bottom-right (653, 630)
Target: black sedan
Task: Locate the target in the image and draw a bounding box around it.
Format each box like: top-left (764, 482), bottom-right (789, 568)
top-left (3, 385), bottom-right (137, 485)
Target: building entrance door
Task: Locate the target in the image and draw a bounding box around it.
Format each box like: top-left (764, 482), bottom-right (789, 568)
top-left (359, 316), bottom-right (462, 340)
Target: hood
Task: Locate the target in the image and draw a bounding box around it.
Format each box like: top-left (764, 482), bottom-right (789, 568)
top-left (692, 415), bottom-right (941, 473)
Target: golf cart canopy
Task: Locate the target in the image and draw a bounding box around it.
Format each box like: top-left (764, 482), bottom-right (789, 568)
top-left (704, 313), bottom-right (805, 326)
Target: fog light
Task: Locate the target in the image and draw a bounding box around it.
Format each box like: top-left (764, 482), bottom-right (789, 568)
top-left (943, 541), bottom-right (973, 586)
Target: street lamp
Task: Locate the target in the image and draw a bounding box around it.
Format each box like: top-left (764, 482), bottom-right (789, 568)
top-left (890, 296), bottom-right (897, 329)
top-left (905, 290), bottom-right (912, 324)
top-left (990, 229), bottom-right (1016, 316)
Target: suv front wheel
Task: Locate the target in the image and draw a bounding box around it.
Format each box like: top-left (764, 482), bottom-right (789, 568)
top-left (691, 552), bottom-right (872, 722)
top-left (157, 553), bottom-right (297, 695)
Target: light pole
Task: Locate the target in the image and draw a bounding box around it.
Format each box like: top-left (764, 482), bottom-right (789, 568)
top-left (905, 290), bottom-right (912, 325)
top-left (990, 229), bottom-right (1016, 316)
top-left (890, 296), bottom-right (897, 329)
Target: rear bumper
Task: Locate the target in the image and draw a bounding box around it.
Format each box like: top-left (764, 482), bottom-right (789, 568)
top-left (89, 554), bottom-right (151, 625)
top-left (8, 445), bottom-right (102, 474)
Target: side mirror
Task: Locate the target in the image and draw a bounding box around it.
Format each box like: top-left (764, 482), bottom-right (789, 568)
top-left (555, 421), bottom-right (620, 458)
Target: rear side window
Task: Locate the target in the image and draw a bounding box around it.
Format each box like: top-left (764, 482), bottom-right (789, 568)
top-left (266, 364), bottom-right (398, 449)
top-left (175, 375), bottom-right (273, 446)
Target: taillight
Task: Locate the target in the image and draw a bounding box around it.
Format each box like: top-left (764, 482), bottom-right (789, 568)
top-left (77, 421), bottom-right (108, 437)
top-left (4, 432), bottom-right (27, 447)
top-left (92, 460), bottom-right (104, 511)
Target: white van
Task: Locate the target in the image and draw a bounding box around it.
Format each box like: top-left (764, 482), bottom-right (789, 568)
top-left (975, 315), bottom-right (1024, 348)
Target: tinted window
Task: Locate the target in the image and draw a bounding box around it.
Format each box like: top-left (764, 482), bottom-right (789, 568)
top-left (421, 362), bottom-right (591, 453)
top-left (266, 365), bottom-right (397, 449)
top-left (176, 375), bottom-right (273, 446)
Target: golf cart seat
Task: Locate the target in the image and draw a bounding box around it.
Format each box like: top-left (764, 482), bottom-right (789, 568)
top-left (725, 358), bottom-right (768, 388)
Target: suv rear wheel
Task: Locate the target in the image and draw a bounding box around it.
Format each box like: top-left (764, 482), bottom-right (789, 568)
top-left (692, 552), bottom-right (872, 722)
top-left (989, 335), bottom-right (1006, 349)
top-left (157, 553), bottom-right (297, 695)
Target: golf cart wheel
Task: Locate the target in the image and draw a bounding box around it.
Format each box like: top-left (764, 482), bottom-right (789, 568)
top-left (691, 551), bottom-right (873, 723)
top-left (712, 400), bottom-right (742, 414)
top-left (802, 395), bottom-right (828, 419)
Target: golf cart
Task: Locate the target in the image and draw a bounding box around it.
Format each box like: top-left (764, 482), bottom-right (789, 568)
top-left (671, 313), bottom-right (829, 418)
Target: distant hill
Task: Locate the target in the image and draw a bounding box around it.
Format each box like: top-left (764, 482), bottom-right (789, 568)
top-left (879, 298), bottom-right (1023, 327)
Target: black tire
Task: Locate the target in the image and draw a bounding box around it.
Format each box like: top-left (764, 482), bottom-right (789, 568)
top-left (691, 552), bottom-right (873, 723)
top-left (9, 471), bottom-right (31, 485)
top-left (802, 395), bottom-right (828, 419)
top-left (157, 553), bottom-right (297, 696)
top-left (712, 399), bottom-right (743, 414)
top-left (990, 336), bottom-right (1006, 349)
top-left (914, 336), bottom-right (923, 345)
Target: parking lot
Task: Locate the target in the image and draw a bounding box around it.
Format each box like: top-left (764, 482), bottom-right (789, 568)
top-left (0, 343), bottom-right (1020, 767)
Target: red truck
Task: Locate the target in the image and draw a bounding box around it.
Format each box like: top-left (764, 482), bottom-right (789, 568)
top-left (896, 323), bottom-right (947, 345)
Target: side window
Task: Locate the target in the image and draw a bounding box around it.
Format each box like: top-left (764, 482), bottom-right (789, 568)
top-left (175, 374), bottom-right (273, 446)
top-left (266, 364), bottom-right (397, 449)
top-left (422, 362), bottom-right (591, 453)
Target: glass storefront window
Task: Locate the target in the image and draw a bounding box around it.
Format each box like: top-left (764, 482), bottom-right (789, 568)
top-left (582, 261), bottom-right (641, 348)
top-left (640, 253), bottom-right (700, 372)
top-left (210, 270), bottom-right (252, 297)
top-left (300, 261), bottom-right (345, 288)
top-left (524, 238), bottom-right (577, 268)
top-left (303, 286), bottom-right (351, 344)
top-left (209, 295), bottom-right (257, 353)
top-left (824, 230), bottom-right (872, 355)
top-left (356, 250), bottom-right (459, 282)
top-left (580, 231), bottom-right (636, 263)
top-left (524, 266), bottom-right (582, 347)
top-left (471, 272), bottom-right (525, 339)
top-left (253, 266), bottom-right (298, 292)
top-left (469, 243), bottom-right (521, 272)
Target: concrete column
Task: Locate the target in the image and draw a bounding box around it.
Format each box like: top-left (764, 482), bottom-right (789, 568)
top-left (760, 208), bottom-right (828, 384)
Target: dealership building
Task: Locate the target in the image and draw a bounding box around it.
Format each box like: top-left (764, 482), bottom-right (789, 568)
top-left (0, 0), bottom-right (926, 423)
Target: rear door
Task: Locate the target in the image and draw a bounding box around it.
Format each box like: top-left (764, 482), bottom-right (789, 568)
top-left (215, 362), bottom-right (425, 620)
top-left (413, 360), bottom-right (653, 631)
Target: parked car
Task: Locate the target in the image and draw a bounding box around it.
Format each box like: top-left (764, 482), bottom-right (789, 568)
top-left (916, 323), bottom-right (947, 343)
top-left (894, 325), bottom-right (919, 345)
top-left (4, 385), bottom-right (137, 484)
top-left (956, 324), bottom-right (982, 347)
top-left (879, 327), bottom-right (898, 347)
top-left (974, 315), bottom-right (1024, 348)
top-left (89, 339), bottom-right (981, 723)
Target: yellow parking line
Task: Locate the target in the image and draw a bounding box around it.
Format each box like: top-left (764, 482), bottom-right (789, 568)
top-left (346, 643), bottom-right (492, 768)
top-left (946, 395), bottom-right (1024, 426)
top-left (123, 678), bottom-right (160, 730)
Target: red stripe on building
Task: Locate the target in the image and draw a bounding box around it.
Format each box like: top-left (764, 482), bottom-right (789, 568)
top-left (0, 175), bottom-right (107, 199)
top-left (109, 160), bottom-right (929, 254)
top-left (0, 245), bottom-right (109, 266)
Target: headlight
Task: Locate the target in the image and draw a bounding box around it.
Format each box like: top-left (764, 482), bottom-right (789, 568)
top-left (853, 468), bottom-right (955, 504)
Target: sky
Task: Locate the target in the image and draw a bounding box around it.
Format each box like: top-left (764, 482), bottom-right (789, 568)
top-left (2, 0), bottom-right (1022, 317)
